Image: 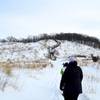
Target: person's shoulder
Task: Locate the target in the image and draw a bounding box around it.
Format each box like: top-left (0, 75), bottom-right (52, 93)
top-left (77, 66), bottom-right (81, 68)
top-left (77, 66), bottom-right (82, 70)
top-left (64, 67), bottom-right (69, 73)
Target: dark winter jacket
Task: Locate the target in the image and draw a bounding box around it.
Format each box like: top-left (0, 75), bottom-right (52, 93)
top-left (60, 61), bottom-right (83, 95)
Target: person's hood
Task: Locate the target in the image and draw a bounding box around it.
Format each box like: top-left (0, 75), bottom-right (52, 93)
top-left (69, 61), bottom-right (77, 67)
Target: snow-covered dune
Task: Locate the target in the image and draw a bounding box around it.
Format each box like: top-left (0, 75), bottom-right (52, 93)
top-left (0, 40), bottom-right (100, 100)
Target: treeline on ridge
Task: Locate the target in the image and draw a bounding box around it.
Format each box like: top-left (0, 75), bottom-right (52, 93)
top-left (0, 33), bottom-right (100, 49)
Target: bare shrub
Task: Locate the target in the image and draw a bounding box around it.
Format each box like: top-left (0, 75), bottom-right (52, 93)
top-left (0, 62), bottom-right (13, 76)
top-left (83, 73), bottom-right (100, 94)
top-left (0, 59), bottom-right (50, 73)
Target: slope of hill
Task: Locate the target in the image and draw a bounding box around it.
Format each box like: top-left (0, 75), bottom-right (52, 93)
top-left (0, 40), bottom-right (100, 100)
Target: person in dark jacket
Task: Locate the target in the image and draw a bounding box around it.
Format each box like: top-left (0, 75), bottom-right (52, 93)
top-left (60, 60), bottom-right (83, 100)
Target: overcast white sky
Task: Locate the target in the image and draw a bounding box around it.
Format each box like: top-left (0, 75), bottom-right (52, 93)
top-left (0, 0), bottom-right (100, 39)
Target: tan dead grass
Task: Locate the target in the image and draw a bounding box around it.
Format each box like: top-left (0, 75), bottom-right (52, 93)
top-left (83, 73), bottom-right (100, 94)
top-left (0, 59), bottom-right (50, 75)
top-left (77, 58), bottom-right (95, 67)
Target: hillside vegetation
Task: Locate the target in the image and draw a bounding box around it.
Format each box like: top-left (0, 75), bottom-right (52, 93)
top-left (0, 33), bottom-right (100, 49)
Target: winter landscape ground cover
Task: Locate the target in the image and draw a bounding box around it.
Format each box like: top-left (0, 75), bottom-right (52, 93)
top-left (0, 40), bottom-right (100, 100)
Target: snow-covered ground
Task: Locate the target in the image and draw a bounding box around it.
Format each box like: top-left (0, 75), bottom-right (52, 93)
top-left (0, 40), bottom-right (100, 100)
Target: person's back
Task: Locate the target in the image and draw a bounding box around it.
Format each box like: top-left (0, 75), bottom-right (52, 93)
top-left (60, 61), bottom-right (83, 100)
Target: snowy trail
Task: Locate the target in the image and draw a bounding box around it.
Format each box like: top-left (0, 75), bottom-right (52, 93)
top-left (0, 61), bottom-right (83, 100)
top-left (0, 60), bottom-right (63, 100)
top-left (0, 59), bottom-right (100, 100)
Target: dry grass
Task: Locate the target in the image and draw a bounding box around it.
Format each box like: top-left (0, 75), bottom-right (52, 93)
top-left (77, 58), bottom-right (96, 67)
top-left (84, 73), bottom-right (100, 83)
top-left (0, 62), bottom-right (13, 76)
top-left (0, 59), bottom-right (50, 91)
top-left (0, 59), bottom-right (50, 75)
top-left (83, 73), bottom-right (100, 94)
